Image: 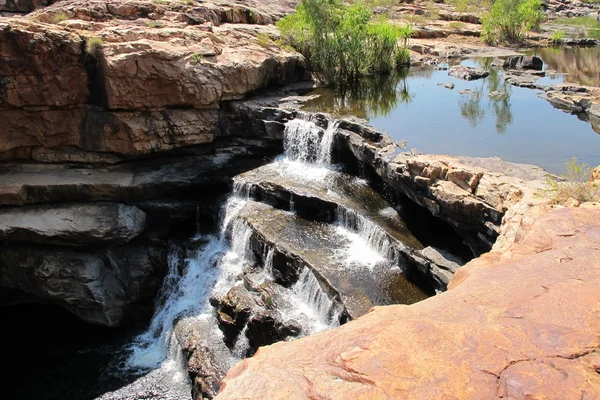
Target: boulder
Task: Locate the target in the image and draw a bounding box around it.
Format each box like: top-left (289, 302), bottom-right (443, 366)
top-left (0, 243), bottom-right (166, 326)
top-left (216, 205), bottom-right (600, 400)
top-left (245, 310), bottom-right (301, 353)
top-left (506, 55), bottom-right (544, 70)
top-left (448, 65), bottom-right (489, 81)
top-left (0, 202), bottom-right (148, 246)
top-left (211, 285), bottom-right (262, 348)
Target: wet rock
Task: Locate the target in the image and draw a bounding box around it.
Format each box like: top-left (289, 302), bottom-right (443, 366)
top-left (211, 285), bottom-right (261, 348)
top-left (0, 203), bottom-right (147, 246)
top-left (437, 83), bottom-right (455, 90)
top-left (332, 124), bottom-right (548, 255)
top-left (236, 201), bottom-right (428, 317)
top-left (216, 205), bottom-right (600, 400)
top-left (0, 243), bottom-right (166, 326)
top-left (245, 310), bottom-right (302, 352)
top-left (448, 65), bottom-right (489, 81)
top-left (174, 318), bottom-right (230, 400)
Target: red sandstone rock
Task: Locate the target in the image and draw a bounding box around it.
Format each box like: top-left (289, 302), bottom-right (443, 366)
top-left (0, 0), bottom-right (304, 160)
top-left (216, 205), bottom-right (600, 400)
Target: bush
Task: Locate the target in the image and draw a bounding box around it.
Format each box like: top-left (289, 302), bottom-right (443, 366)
top-left (255, 33), bottom-right (271, 47)
top-left (85, 37), bottom-right (103, 57)
top-left (51, 13), bottom-right (69, 24)
top-left (448, 21), bottom-right (467, 31)
top-left (550, 29), bottom-right (565, 42)
top-left (544, 158), bottom-right (600, 204)
top-left (482, 0), bottom-right (545, 44)
top-left (191, 53), bottom-right (203, 64)
top-left (276, 0), bottom-right (413, 85)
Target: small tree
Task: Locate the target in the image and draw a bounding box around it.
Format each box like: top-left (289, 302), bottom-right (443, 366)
top-left (482, 0), bottom-right (545, 44)
top-left (276, 0), bottom-right (413, 85)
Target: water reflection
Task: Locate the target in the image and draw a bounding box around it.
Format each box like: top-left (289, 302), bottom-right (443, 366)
top-left (457, 61), bottom-right (514, 134)
top-left (303, 68), bottom-right (415, 120)
top-left (530, 46), bottom-right (600, 86)
top-left (301, 57), bottom-right (600, 174)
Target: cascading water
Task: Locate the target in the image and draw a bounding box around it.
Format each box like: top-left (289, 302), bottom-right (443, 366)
top-left (99, 115), bottom-right (400, 399)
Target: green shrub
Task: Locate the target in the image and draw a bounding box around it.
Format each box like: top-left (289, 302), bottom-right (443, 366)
top-left (51, 13), bottom-right (69, 24)
top-left (255, 33), bottom-right (271, 47)
top-left (544, 158), bottom-right (600, 204)
top-left (277, 0), bottom-right (413, 85)
top-left (550, 29), bottom-right (565, 42)
top-left (482, 0), bottom-right (545, 44)
top-left (448, 21), bottom-right (467, 31)
top-left (191, 53), bottom-right (203, 64)
top-left (85, 37), bottom-right (103, 57)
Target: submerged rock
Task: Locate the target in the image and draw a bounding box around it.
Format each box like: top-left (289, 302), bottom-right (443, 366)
top-left (448, 65), bottom-right (489, 81)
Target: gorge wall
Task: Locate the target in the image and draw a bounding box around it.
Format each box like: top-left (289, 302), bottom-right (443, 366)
top-left (0, 0), bottom-right (305, 326)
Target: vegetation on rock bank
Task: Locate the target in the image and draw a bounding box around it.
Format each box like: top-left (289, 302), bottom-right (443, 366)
top-left (276, 0), bottom-right (413, 85)
top-left (481, 0), bottom-right (545, 44)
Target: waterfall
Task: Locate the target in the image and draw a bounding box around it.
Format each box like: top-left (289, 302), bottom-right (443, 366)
top-left (335, 207), bottom-right (399, 262)
top-left (289, 268), bottom-right (343, 332)
top-left (283, 117), bottom-right (339, 166)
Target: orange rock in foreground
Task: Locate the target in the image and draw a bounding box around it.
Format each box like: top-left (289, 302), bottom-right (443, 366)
top-left (217, 205), bottom-right (600, 399)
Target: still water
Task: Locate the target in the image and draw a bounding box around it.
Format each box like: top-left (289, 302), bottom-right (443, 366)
top-left (303, 54), bottom-right (600, 174)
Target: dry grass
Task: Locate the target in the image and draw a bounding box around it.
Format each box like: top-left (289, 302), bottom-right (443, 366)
top-left (544, 158), bottom-right (600, 204)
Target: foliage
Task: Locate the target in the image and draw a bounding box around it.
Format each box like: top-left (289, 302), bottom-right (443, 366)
top-left (544, 158), bottom-right (600, 204)
top-left (550, 29), bottom-right (565, 42)
top-left (276, 0), bottom-right (413, 85)
top-left (255, 33), bottom-right (271, 47)
top-left (190, 53), bottom-right (203, 64)
top-left (51, 13), bottom-right (69, 24)
top-left (481, 0), bottom-right (545, 44)
top-left (85, 37), bottom-right (103, 57)
top-left (448, 21), bottom-right (467, 31)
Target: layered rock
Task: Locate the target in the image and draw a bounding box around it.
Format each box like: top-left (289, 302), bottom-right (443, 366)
top-left (0, 0), bottom-right (308, 327)
top-left (0, 0), bottom-right (304, 162)
top-left (216, 204), bottom-right (600, 399)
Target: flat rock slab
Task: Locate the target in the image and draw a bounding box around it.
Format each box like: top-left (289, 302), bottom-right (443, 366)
top-left (0, 202), bottom-right (147, 246)
top-left (0, 154), bottom-right (257, 206)
top-left (236, 200), bottom-right (428, 319)
top-left (236, 160), bottom-right (424, 251)
top-left (216, 205), bottom-right (600, 400)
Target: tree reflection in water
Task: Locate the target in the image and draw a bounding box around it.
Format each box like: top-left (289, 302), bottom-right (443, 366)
top-left (458, 59), bottom-right (514, 134)
top-left (303, 68), bottom-right (414, 120)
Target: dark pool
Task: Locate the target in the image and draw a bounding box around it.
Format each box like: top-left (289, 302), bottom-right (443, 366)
top-left (302, 56), bottom-right (600, 174)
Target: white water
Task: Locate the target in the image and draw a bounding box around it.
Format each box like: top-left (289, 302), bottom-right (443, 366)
top-left (336, 207), bottom-right (399, 262)
top-left (101, 116), bottom-right (388, 399)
